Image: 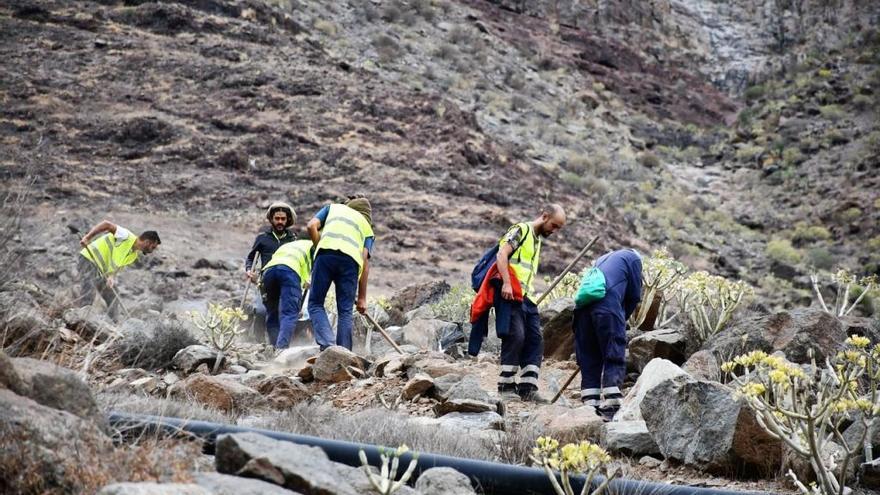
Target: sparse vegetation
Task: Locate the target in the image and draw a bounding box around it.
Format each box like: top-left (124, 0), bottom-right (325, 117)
top-left (113, 319), bottom-right (198, 370)
top-left (359, 445), bottom-right (418, 495)
top-left (811, 269), bottom-right (878, 317)
top-left (766, 238), bottom-right (803, 265)
top-left (429, 284), bottom-right (471, 323)
top-left (531, 436), bottom-right (618, 495)
top-left (189, 303), bottom-right (248, 352)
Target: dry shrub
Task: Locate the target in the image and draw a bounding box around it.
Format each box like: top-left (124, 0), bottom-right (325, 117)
top-left (113, 320), bottom-right (199, 370)
top-left (0, 423), bottom-right (201, 495)
top-left (98, 391), bottom-right (234, 424)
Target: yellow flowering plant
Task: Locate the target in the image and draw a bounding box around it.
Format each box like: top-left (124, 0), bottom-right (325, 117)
top-left (810, 270), bottom-right (878, 317)
top-left (530, 436), bottom-right (617, 495)
top-left (189, 303), bottom-right (248, 352)
top-left (677, 270), bottom-right (752, 345)
top-left (723, 336), bottom-right (880, 495)
top-left (628, 248), bottom-right (688, 330)
top-left (358, 444), bottom-right (418, 495)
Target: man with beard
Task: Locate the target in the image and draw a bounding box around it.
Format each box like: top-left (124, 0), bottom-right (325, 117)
top-left (488, 205), bottom-right (566, 402)
top-left (244, 202), bottom-right (296, 343)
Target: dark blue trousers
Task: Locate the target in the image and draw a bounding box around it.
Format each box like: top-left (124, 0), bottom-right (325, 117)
top-left (468, 279), bottom-right (514, 356)
top-left (308, 250), bottom-right (359, 351)
top-left (573, 306), bottom-right (626, 415)
top-left (263, 265), bottom-right (303, 349)
top-left (498, 298), bottom-right (543, 395)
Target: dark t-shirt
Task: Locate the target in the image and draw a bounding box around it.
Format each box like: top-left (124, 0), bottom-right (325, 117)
top-left (245, 228), bottom-right (295, 270)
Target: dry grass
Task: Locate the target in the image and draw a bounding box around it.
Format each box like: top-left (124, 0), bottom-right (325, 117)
top-left (98, 391), bottom-right (234, 424)
top-left (113, 319), bottom-right (199, 370)
top-left (0, 421), bottom-right (201, 495)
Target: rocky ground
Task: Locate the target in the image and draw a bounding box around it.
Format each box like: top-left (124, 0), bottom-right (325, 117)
top-left (2, 0), bottom-right (880, 494)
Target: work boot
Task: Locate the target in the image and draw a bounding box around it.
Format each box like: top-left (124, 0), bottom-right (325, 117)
top-left (597, 407), bottom-right (618, 422)
top-left (519, 387), bottom-right (549, 404)
top-left (498, 384), bottom-right (520, 402)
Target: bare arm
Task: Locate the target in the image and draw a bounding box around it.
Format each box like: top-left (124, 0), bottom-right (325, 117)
top-left (496, 243), bottom-right (514, 300)
top-left (306, 217), bottom-right (322, 247)
top-left (80, 220), bottom-right (117, 247)
top-left (356, 248), bottom-right (369, 314)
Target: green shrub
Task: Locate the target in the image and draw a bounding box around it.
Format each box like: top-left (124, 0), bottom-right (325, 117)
top-left (782, 147), bottom-right (804, 166)
top-left (744, 84), bottom-right (766, 102)
top-left (766, 238), bottom-right (803, 265)
top-left (373, 34), bottom-right (401, 63)
top-left (735, 144), bottom-right (764, 161)
top-left (817, 68), bottom-right (833, 78)
top-left (791, 222), bottom-right (832, 244)
top-left (853, 94), bottom-right (874, 111)
top-left (560, 171), bottom-right (588, 189)
top-left (313, 19), bottom-right (337, 36)
top-left (839, 207), bottom-right (862, 223)
top-left (806, 247), bottom-right (834, 270)
top-left (638, 152), bottom-right (661, 168)
top-left (429, 284), bottom-right (472, 323)
top-left (819, 105), bottom-right (845, 120)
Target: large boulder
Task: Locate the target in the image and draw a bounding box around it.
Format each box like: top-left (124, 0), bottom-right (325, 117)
top-left (404, 352), bottom-right (460, 378)
top-left (601, 420), bottom-right (660, 456)
top-left (641, 374), bottom-right (783, 474)
top-left (312, 346), bottom-right (366, 382)
top-left (682, 350), bottom-right (721, 381)
top-left (540, 298), bottom-right (575, 360)
top-left (215, 432), bottom-right (362, 495)
top-left (616, 358), bottom-right (687, 422)
top-left (531, 404), bottom-right (604, 442)
top-left (414, 467), bottom-right (475, 495)
top-left (0, 389), bottom-right (113, 492)
top-left (12, 357), bottom-right (104, 426)
top-left (63, 307), bottom-right (118, 341)
top-left (172, 345), bottom-right (225, 374)
top-left (400, 318), bottom-right (461, 351)
top-left (0, 289), bottom-right (53, 352)
top-left (0, 350), bottom-right (25, 395)
top-left (193, 473), bottom-right (299, 494)
top-left (272, 345), bottom-right (320, 369)
top-left (97, 483), bottom-right (209, 495)
top-left (168, 374), bottom-right (264, 413)
top-left (402, 373), bottom-right (435, 400)
top-left (367, 326), bottom-right (406, 358)
top-left (628, 328), bottom-right (687, 372)
top-left (703, 308), bottom-right (864, 365)
top-left (254, 375), bottom-right (310, 409)
top-left (385, 280), bottom-right (450, 325)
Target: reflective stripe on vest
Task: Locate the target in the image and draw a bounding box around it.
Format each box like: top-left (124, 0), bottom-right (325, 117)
top-left (504, 223), bottom-right (541, 297)
top-left (316, 204), bottom-right (374, 274)
top-left (80, 233), bottom-right (138, 276)
top-left (262, 240), bottom-right (313, 285)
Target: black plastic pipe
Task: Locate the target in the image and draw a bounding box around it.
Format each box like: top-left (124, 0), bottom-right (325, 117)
top-left (108, 412), bottom-right (769, 495)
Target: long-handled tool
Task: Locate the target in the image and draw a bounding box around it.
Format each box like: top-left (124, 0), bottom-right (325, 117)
top-left (69, 227), bottom-right (132, 319)
top-left (364, 312), bottom-right (404, 354)
top-left (534, 236), bottom-right (599, 306)
top-left (551, 367), bottom-right (580, 404)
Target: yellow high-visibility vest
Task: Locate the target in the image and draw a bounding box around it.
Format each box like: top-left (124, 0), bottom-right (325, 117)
top-left (500, 223), bottom-right (541, 298)
top-left (80, 232), bottom-right (138, 276)
top-left (316, 204), bottom-right (374, 276)
top-left (262, 240), bottom-right (313, 286)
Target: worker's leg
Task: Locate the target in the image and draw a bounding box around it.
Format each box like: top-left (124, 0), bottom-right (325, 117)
top-left (517, 299), bottom-right (543, 400)
top-left (274, 268), bottom-right (302, 349)
top-left (308, 253), bottom-right (336, 350)
top-left (73, 256), bottom-right (100, 308)
top-left (595, 312), bottom-right (627, 420)
top-left (573, 306), bottom-right (603, 407)
top-left (333, 253), bottom-right (360, 351)
top-left (497, 301), bottom-right (524, 395)
top-left (262, 267), bottom-right (282, 347)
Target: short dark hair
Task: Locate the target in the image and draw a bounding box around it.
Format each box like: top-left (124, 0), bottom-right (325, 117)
top-left (139, 230), bottom-right (161, 244)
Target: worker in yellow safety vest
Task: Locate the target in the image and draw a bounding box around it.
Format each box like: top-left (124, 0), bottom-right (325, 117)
top-left (306, 197), bottom-right (375, 351)
top-left (74, 220), bottom-right (161, 319)
top-left (261, 239), bottom-right (314, 349)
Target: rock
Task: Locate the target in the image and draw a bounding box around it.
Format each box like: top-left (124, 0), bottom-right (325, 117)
top-left (639, 456), bottom-right (662, 468)
top-left (215, 432), bottom-right (359, 495)
top-left (414, 467), bottom-right (476, 495)
top-left (193, 258), bottom-right (235, 270)
top-left (63, 307), bottom-right (117, 341)
top-left (601, 420), bottom-right (660, 456)
top-left (402, 373), bottom-right (434, 400)
top-left (0, 350), bottom-right (24, 395)
top-left (431, 373), bottom-right (464, 400)
top-left (531, 405), bottom-right (604, 441)
top-left (616, 358), bottom-right (688, 422)
top-left (437, 411), bottom-right (504, 431)
top-left (443, 374), bottom-right (493, 404)
top-left (297, 364), bottom-right (314, 382)
top-left (683, 350), bottom-right (720, 381)
top-left (702, 308), bottom-right (854, 365)
top-left (368, 326), bottom-right (405, 358)
top-left (255, 375), bottom-right (310, 409)
top-left (400, 318), bottom-right (460, 351)
top-left (386, 280), bottom-right (451, 325)
top-left (353, 304), bottom-right (391, 343)
top-left (540, 298), bottom-right (575, 360)
top-left (404, 305), bottom-right (435, 322)
top-left (229, 365), bottom-right (247, 374)
top-left (405, 354), bottom-right (460, 378)
top-left (130, 376), bottom-right (161, 394)
top-left (0, 290), bottom-right (53, 351)
top-left (12, 357), bottom-right (104, 426)
top-left (0, 389), bottom-right (113, 491)
top-left (193, 472), bottom-right (299, 495)
top-left (628, 328), bottom-right (687, 372)
top-left (163, 372), bottom-right (181, 386)
top-left (169, 374), bottom-right (264, 413)
top-left (97, 483), bottom-right (209, 495)
top-left (173, 345), bottom-right (225, 374)
top-left (641, 374), bottom-right (782, 473)
top-left (435, 399), bottom-right (496, 416)
top-left (273, 345), bottom-right (320, 369)
top-left (312, 346), bottom-right (365, 382)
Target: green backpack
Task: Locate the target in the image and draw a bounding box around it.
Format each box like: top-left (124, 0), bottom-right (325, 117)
top-left (574, 267), bottom-right (606, 308)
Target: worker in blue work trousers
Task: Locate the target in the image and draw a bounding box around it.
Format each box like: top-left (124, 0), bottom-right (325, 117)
top-left (306, 196), bottom-right (374, 351)
top-left (261, 239), bottom-right (313, 349)
top-left (573, 248), bottom-right (642, 421)
top-left (492, 204), bottom-right (566, 402)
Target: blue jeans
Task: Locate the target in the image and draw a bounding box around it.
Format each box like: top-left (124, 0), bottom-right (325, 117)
top-left (308, 250), bottom-right (359, 350)
top-left (573, 307), bottom-right (626, 415)
top-left (263, 265), bottom-right (303, 349)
